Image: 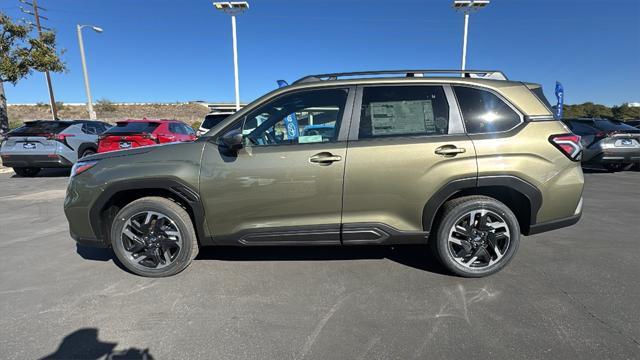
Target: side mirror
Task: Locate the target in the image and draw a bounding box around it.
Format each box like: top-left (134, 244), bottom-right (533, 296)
top-left (220, 129), bottom-right (243, 151)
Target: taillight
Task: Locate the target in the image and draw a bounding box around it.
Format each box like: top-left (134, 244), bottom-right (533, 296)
top-left (549, 134), bottom-right (582, 161)
top-left (48, 133), bottom-right (75, 147)
top-left (142, 133), bottom-right (159, 143)
top-left (70, 160), bottom-right (97, 177)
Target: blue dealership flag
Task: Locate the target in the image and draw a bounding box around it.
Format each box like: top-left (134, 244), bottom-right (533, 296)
top-left (555, 81), bottom-right (564, 119)
top-left (277, 80), bottom-right (299, 139)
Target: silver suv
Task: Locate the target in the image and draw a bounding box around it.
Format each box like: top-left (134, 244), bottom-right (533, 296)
top-left (0, 120), bottom-right (111, 177)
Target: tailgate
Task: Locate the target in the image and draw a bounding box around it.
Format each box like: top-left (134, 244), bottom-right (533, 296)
top-left (1, 136), bottom-right (58, 154)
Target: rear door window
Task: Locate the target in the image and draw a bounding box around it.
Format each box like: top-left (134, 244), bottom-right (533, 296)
top-left (82, 123), bottom-right (103, 135)
top-left (104, 122), bottom-right (160, 135)
top-left (453, 86), bottom-right (522, 134)
top-left (358, 86), bottom-right (450, 138)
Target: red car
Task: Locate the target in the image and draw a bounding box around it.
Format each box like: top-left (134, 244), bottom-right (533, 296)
top-left (97, 119), bottom-right (196, 153)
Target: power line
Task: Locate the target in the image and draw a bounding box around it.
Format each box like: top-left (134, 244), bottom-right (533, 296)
top-left (18, 0), bottom-right (58, 119)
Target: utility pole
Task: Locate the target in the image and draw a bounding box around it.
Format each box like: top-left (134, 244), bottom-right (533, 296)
top-left (20, 0), bottom-right (59, 120)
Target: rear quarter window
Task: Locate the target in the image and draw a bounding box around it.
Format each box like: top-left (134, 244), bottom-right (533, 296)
top-left (453, 86), bottom-right (522, 134)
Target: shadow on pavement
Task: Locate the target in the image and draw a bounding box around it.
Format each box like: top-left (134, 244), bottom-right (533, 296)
top-left (197, 244), bottom-right (450, 275)
top-left (9, 168), bottom-right (70, 178)
top-left (77, 243), bottom-right (449, 275)
top-left (76, 244), bottom-right (113, 262)
top-left (40, 328), bottom-right (154, 360)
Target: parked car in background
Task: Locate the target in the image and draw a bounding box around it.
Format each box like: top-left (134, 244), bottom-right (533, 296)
top-left (562, 118), bottom-right (640, 171)
top-left (0, 120), bottom-right (111, 177)
top-left (623, 119), bottom-right (640, 128)
top-left (65, 69), bottom-right (585, 278)
top-left (196, 112), bottom-right (235, 137)
top-left (97, 119), bottom-right (196, 153)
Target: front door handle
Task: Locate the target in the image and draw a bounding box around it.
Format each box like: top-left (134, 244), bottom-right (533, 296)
top-left (435, 145), bottom-right (466, 156)
top-left (309, 152), bottom-right (342, 165)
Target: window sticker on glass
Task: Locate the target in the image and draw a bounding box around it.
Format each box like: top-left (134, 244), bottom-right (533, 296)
top-left (370, 100), bottom-right (435, 136)
top-left (298, 135), bottom-right (323, 144)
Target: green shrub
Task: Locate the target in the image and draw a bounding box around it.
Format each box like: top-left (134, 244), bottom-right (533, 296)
top-left (95, 98), bottom-right (117, 112)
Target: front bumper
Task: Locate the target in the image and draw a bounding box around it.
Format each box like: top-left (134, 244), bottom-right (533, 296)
top-left (0, 154), bottom-right (73, 168)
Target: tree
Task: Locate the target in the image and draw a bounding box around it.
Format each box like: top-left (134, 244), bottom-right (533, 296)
top-left (0, 12), bottom-right (65, 134)
top-left (612, 103), bottom-right (640, 121)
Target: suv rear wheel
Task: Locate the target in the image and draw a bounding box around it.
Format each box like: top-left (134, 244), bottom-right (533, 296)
top-left (13, 167), bottom-right (41, 177)
top-left (110, 196), bottom-right (199, 277)
top-left (432, 196), bottom-right (520, 277)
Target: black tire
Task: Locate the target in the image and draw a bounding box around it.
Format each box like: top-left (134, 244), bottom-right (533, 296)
top-left (13, 167), bottom-right (41, 177)
top-left (80, 148), bottom-right (96, 158)
top-left (431, 195), bottom-right (520, 278)
top-left (603, 163), bottom-right (625, 172)
top-left (110, 196), bottom-right (199, 277)
top-left (603, 163), bottom-right (631, 172)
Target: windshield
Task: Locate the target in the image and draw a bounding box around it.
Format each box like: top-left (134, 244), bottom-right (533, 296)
top-left (9, 121), bottom-right (72, 135)
top-left (593, 119), bottom-right (640, 133)
top-left (104, 122), bottom-right (160, 135)
top-left (202, 114), bottom-right (230, 129)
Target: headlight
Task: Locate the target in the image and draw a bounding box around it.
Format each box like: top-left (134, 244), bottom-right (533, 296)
top-left (71, 160), bottom-right (98, 177)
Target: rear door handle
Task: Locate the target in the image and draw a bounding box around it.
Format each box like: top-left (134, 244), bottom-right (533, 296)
top-left (309, 152), bottom-right (342, 165)
top-left (435, 146), bottom-right (466, 156)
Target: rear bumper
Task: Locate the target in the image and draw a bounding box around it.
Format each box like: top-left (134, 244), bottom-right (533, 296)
top-left (584, 148), bottom-right (640, 164)
top-left (528, 212), bottom-right (582, 235)
top-left (0, 154), bottom-right (73, 168)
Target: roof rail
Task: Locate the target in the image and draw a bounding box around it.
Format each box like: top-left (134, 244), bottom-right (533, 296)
top-left (293, 70), bottom-right (508, 84)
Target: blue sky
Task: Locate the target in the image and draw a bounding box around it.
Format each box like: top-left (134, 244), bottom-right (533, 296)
top-left (2, 0), bottom-right (639, 106)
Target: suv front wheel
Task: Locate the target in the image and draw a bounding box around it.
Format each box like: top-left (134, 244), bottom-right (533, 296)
top-left (110, 196), bottom-right (199, 277)
top-left (432, 196), bottom-right (520, 277)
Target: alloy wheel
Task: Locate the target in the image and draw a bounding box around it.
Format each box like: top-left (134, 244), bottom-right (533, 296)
top-left (447, 209), bottom-right (511, 269)
top-left (120, 211), bottom-right (183, 270)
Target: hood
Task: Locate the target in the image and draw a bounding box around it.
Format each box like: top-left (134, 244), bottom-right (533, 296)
top-left (83, 142), bottom-right (183, 161)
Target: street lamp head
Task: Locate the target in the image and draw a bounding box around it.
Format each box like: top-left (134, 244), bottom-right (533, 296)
top-left (213, 1), bottom-right (249, 14)
top-left (453, 0), bottom-right (490, 12)
top-left (92, 26), bottom-right (103, 33)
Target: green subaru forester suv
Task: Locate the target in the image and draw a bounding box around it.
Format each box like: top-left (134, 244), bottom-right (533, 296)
top-left (64, 70), bottom-right (584, 278)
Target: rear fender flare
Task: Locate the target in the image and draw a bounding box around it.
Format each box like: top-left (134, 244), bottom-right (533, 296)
top-left (422, 175), bottom-right (542, 233)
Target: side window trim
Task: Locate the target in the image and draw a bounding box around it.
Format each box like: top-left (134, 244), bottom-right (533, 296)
top-left (349, 84), bottom-right (459, 141)
top-left (443, 84), bottom-right (465, 134)
top-left (452, 85), bottom-right (525, 135)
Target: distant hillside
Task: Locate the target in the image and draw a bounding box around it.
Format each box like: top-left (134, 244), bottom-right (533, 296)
top-left (7, 103), bottom-right (211, 129)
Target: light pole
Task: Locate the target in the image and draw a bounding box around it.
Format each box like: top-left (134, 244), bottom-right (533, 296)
top-left (452, 1), bottom-right (490, 75)
top-left (76, 24), bottom-right (103, 120)
top-left (213, 1), bottom-right (249, 111)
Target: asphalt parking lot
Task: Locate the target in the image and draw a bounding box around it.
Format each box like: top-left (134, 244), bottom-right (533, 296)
top-left (0, 168), bottom-right (639, 359)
